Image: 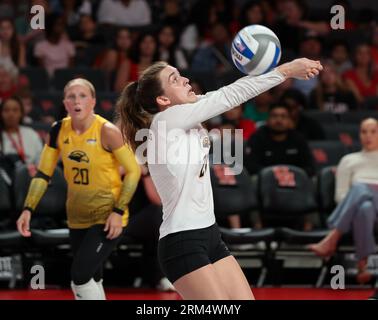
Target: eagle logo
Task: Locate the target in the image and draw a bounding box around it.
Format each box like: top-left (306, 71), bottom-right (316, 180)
top-left (68, 150), bottom-right (89, 163)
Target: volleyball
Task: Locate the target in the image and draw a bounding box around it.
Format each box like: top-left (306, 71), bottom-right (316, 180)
top-left (231, 24), bottom-right (282, 76)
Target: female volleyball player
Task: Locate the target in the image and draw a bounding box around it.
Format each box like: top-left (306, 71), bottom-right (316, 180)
top-left (16, 78), bottom-right (141, 300)
top-left (117, 58), bottom-right (322, 300)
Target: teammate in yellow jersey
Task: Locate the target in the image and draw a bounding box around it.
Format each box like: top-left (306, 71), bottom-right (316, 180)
top-left (16, 78), bottom-right (141, 300)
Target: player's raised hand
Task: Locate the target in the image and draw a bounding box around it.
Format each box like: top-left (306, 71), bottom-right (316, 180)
top-left (277, 58), bottom-right (323, 80)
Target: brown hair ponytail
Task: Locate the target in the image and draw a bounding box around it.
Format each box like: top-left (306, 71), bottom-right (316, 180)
top-left (116, 61), bottom-right (168, 151)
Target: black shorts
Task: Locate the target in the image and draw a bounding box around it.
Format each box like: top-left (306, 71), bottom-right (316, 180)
top-left (158, 223), bottom-right (231, 283)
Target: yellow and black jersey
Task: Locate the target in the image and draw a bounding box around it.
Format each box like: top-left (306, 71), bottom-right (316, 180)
top-left (48, 115), bottom-right (126, 229)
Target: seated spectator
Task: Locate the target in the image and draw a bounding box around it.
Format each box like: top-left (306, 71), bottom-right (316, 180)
top-left (158, 24), bottom-right (188, 71)
top-left (0, 61), bottom-right (19, 103)
top-left (97, 0), bottom-right (151, 27)
top-left (190, 22), bottom-right (233, 73)
top-left (272, 0), bottom-right (308, 55)
top-left (309, 118), bottom-right (378, 284)
top-left (282, 89), bottom-right (326, 140)
top-left (220, 105), bottom-right (256, 141)
top-left (14, 87), bottom-right (39, 124)
top-left (343, 43), bottom-right (378, 105)
top-left (95, 27), bottom-right (132, 74)
top-left (330, 41), bottom-right (353, 75)
top-left (0, 96), bottom-right (43, 176)
top-left (243, 90), bottom-right (274, 127)
top-left (34, 14), bottom-right (75, 77)
top-left (244, 103), bottom-right (315, 177)
top-left (15, 0), bottom-right (48, 46)
top-left (114, 32), bottom-right (158, 92)
top-left (292, 35), bottom-right (322, 97)
top-left (61, 0), bottom-right (93, 26)
top-left (309, 61), bottom-right (357, 113)
top-left (71, 14), bottom-right (106, 66)
top-left (0, 18), bottom-right (26, 68)
top-left (239, 0), bottom-right (267, 30)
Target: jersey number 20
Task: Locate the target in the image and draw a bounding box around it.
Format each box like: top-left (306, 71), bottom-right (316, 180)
top-left (72, 167), bottom-right (89, 185)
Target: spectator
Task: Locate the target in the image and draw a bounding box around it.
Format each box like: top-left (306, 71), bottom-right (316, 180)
top-left (272, 0), bottom-right (308, 55)
top-left (244, 103), bottom-right (315, 177)
top-left (34, 14), bottom-right (75, 77)
top-left (0, 96), bottom-right (43, 176)
top-left (282, 89), bottom-right (326, 140)
top-left (343, 43), bottom-right (378, 105)
top-left (14, 87), bottom-right (39, 124)
top-left (0, 18), bottom-right (26, 68)
top-left (243, 90), bottom-right (274, 127)
top-left (158, 0), bottom-right (187, 31)
top-left (0, 61), bottom-right (19, 103)
top-left (309, 61), bottom-right (357, 113)
top-left (329, 41), bottom-right (353, 75)
top-left (309, 118), bottom-right (378, 284)
top-left (158, 24), bottom-right (188, 71)
top-left (239, 0), bottom-right (267, 29)
top-left (96, 27), bottom-right (132, 73)
top-left (292, 35), bottom-right (323, 97)
top-left (61, 0), bottom-right (93, 26)
top-left (97, 0), bottom-right (151, 27)
top-left (15, 0), bottom-right (49, 46)
top-left (220, 105), bottom-right (256, 141)
top-left (191, 22), bottom-right (233, 73)
top-left (115, 32), bottom-right (158, 92)
top-left (71, 14), bottom-right (106, 66)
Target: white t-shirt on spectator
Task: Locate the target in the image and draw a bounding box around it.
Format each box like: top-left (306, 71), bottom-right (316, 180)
top-left (97, 0), bottom-right (151, 27)
top-left (34, 38), bottom-right (75, 77)
top-left (1, 125), bottom-right (43, 165)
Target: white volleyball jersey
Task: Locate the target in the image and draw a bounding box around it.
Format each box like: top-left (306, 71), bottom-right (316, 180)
top-left (147, 69), bottom-right (285, 239)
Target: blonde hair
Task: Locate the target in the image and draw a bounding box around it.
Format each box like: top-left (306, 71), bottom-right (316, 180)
top-left (63, 78), bottom-right (96, 98)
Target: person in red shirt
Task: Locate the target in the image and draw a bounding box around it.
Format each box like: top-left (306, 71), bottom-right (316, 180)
top-left (343, 43), bottom-right (378, 105)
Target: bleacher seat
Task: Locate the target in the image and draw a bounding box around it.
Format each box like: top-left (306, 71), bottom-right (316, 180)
top-left (211, 165), bottom-right (258, 219)
top-left (34, 92), bottom-right (65, 121)
top-left (95, 92), bottom-right (118, 121)
top-left (339, 111), bottom-right (378, 124)
top-left (0, 171), bottom-right (25, 249)
top-left (257, 165), bottom-right (318, 226)
top-left (323, 124), bottom-right (360, 145)
top-left (13, 165), bottom-right (69, 246)
top-left (309, 141), bottom-right (346, 171)
top-left (304, 110), bottom-right (337, 125)
top-left (53, 67), bottom-right (107, 91)
top-left (19, 67), bottom-right (49, 91)
top-left (317, 166), bottom-right (336, 226)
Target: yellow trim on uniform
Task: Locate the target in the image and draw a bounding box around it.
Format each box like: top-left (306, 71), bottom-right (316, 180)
top-left (38, 145), bottom-right (60, 177)
top-left (112, 145), bottom-right (141, 222)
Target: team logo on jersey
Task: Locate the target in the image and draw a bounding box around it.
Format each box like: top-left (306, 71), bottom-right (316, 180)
top-left (86, 138), bottom-right (97, 145)
top-left (63, 138), bottom-right (69, 144)
top-left (68, 150), bottom-right (89, 163)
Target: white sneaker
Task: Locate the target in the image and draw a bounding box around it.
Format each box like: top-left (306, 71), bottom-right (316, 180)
top-left (156, 277), bottom-right (176, 292)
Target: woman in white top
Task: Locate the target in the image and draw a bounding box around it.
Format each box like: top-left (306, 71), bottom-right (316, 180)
top-left (309, 118), bottom-right (378, 284)
top-left (117, 58), bottom-right (322, 300)
top-left (0, 96), bottom-right (43, 175)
